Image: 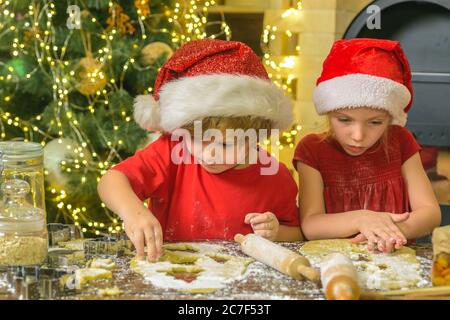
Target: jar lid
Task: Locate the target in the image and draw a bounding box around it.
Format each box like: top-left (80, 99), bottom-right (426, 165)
top-left (0, 141), bottom-right (43, 161)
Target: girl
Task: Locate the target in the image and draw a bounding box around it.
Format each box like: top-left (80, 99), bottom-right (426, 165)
top-left (294, 38), bottom-right (441, 253)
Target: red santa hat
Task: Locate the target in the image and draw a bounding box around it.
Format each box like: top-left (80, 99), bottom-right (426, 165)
top-left (313, 38), bottom-right (413, 126)
top-left (134, 39), bottom-right (292, 132)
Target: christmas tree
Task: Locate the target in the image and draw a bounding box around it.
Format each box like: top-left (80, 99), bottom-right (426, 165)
top-left (0, 0), bottom-right (228, 236)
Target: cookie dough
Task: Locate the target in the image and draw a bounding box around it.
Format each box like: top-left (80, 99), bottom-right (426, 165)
top-left (74, 268), bottom-right (113, 289)
top-left (299, 239), bottom-right (426, 290)
top-left (87, 258), bottom-right (116, 270)
top-left (130, 243), bottom-right (253, 293)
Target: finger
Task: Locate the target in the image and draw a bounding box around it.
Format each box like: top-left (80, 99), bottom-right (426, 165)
top-left (134, 231), bottom-right (145, 260)
top-left (386, 224), bottom-right (407, 244)
top-left (254, 229), bottom-right (271, 239)
top-left (249, 214), bottom-right (272, 225)
top-left (364, 231), bottom-right (378, 252)
top-left (244, 213), bottom-right (260, 224)
top-left (251, 222), bottom-right (273, 231)
top-left (390, 212), bottom-right (410, 223)
top-left (350, 233), bottom-right (366, 243)
top-left (384, 219), bottom-right (408, 244)
top-left (154, 224), bottom-right (163, 259)
top-left (384, 239), bottom-right (394, 253)
top-left (373, 228), bottom-right (395, 244)
top-left (376, 239), bottom-right (387, 252)
top-left (393, 233), bottom-right (407, 248)
top-left (144, 229), bottom-right (156, 262)
top-left (394, 239), bottom-right (404, 250)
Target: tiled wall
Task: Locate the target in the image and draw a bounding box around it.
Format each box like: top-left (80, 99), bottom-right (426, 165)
top-left (285, 0), bottom-right (372, 174)
top-left (295, 0), bottom-right (372, 138)
top-left (218, 0), bottom-right (374, 173)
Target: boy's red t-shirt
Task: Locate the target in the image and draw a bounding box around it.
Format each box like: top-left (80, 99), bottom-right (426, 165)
top-left (293, 125), bottom-right (421, 214)
top-left (112, 135), bottom-right (299, 241)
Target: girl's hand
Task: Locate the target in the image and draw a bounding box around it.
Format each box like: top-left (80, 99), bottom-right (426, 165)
top-left (123, 207), bottom-right (163, 262)
top-left (244, 212), bottom-right (280, 241)
top-left (353, 211), bottom-right (409, 253)
top-left (351, 233), bottom-right (405, 253)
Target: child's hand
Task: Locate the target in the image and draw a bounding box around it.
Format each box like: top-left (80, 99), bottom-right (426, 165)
top-left (354, 211), bottom-right (409, 253)
top-left (123, 207), bottom-right (163, 262)
top-left (351, 233), bottom-right (405, 253)
top-left (244, 212), bottom-right (280, 241)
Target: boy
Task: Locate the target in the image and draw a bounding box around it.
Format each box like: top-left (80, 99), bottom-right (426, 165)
top-left (98, 39), bottom-right (302, 262)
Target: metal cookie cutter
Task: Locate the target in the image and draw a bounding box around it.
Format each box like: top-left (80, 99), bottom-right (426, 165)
top-left (83, 233), bottom-right (133, 259)
top-left (0, 266), bottom-right (74, 300)
top-left (47, 249), bottom-right (86, 268)
top-left (48, 223), bottom-right (83, 247)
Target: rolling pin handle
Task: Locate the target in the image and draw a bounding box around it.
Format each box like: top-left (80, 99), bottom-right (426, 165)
top-left (297, 265), bottom-right (320, 283)
top-left (234, 234), bottom-right (245, 244)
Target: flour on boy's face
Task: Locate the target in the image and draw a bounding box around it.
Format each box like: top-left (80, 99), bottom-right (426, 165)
top-left (329, 107), bottom-right (391, 156)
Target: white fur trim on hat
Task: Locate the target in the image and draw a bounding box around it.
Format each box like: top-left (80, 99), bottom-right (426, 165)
top-left (313, 73), bottom-right (410, 126)
top-left (156, 74), bottom-right (293, 132)
top-left (133, 95), bottom-right (161, 131)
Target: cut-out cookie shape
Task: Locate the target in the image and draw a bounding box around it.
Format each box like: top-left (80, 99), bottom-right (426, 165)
top-left (160, 251), bottom-right (199, 265)
top-left (157, 266), bottom-right (204, 283)
top-left (74, 268), bottom-right (113, 289)
top-left (130, 242), bottom-right (253, 293)
top-left (87, 258), bottom-right (116, 269)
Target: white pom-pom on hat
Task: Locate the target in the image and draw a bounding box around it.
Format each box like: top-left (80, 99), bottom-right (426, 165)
top-left (133, 95), bottom-right (161, 131)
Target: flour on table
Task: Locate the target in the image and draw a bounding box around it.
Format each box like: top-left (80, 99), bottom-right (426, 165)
top-left (299, 239), bottom-right (427, 290)
top-left (130, 242), bottom-right (253, 293)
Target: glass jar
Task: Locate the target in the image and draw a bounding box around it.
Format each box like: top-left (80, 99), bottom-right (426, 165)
top-left (431, 225), bottom-right (450, 286)
top-left (0, 141), bottom-right (48, 266)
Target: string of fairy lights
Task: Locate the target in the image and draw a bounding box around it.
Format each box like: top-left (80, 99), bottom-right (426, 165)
top-left (262, 0), bottom-right (303, 150)
top-left (0, 0), bottom-right (230, 235)
top-left (0, 0), bottom-right (303, 234)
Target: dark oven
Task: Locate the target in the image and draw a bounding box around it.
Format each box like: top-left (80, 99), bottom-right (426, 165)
top-left (344, 0), bottom-right (450, 226)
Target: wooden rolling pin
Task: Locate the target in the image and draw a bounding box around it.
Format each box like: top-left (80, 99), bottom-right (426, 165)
top-left (234, 234), bottom-right (320, 283)
top-left (320, 252), bottom-right (361, 300)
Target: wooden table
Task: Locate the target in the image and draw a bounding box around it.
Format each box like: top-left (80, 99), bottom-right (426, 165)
top-left (0, 241), bottom-right (434, 300)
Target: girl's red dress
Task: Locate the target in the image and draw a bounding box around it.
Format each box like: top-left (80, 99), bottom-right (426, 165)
top-left (293, 125), bottom-right (421, 214)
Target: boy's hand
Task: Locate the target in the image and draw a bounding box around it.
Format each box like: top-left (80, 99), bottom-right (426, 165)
top-left (244, 212), bottom-right (280, 241)
top-left (353, 211), bottom-right (409, 253)
top-left (123, 207), bottom-right (163, 262)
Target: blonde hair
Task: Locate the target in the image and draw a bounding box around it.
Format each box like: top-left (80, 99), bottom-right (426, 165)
top-left (181, 116), bottom-right (273, 140)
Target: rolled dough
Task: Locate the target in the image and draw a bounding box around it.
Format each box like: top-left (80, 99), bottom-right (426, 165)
top-left (130, 242), bottom-right (253, 293)
top-left (299, 239), bottom-right (427, 290)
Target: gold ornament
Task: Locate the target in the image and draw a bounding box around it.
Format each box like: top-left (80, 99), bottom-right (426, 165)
top-left (81, 10), bottom-right (90, 18)
top-left (23, 27), bottom-right (42, 46)
top-left (106, 3), bottom-right (136, 35)
top-left (140, 42), bottom-right (173, 66)
top-left (134, 0), bottom-right (151, 18)
top-left (75, 53), bottom-right (107, 96)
